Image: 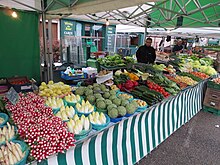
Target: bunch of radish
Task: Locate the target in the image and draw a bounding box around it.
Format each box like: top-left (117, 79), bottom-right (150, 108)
top-left (5, 92), bottom-right (75, 161)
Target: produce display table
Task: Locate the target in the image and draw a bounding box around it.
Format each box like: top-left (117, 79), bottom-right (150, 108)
top-left (35, 79), bottom-right (207, 165)
top-left (100, 65), bottom-right (127, 71)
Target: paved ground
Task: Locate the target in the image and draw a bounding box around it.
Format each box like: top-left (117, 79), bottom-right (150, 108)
top-left (138, 111), bottom-right (220, 165)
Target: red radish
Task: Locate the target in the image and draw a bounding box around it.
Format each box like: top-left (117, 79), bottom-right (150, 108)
top-left (4, 92), bottom-right (75, 161)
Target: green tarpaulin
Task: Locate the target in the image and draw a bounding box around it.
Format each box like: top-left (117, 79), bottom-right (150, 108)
top-left (150, 0), bottom-right (220, 27)
top-left (0, 8), bottom-right (40, 81)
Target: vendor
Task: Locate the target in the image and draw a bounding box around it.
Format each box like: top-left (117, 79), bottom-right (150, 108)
top-left (136, 37), bottom-right (156, 64)
top-left (172, 39), bottom-right (183, 53)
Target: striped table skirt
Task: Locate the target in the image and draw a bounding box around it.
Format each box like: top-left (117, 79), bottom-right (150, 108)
top-left (35, 80), bottom-right (206, 165)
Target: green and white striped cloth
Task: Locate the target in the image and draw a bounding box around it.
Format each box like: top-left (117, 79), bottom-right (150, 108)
top-left (35, 80), bottom-right (206, 165)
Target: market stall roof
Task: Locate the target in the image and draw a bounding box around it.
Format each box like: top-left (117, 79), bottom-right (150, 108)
top-left (45, 0), bottom-right (220, 28)
top-left (1, 0), bottom-right (220, 28)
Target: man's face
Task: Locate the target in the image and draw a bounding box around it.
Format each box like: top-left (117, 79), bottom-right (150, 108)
top-left (145, 39), bottom-right (152, 47)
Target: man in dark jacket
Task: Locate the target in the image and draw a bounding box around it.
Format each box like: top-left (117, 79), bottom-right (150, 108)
top-left (136, 38), bottom-right (156, 64)
top-left (172, 39), bottom-right (183, 53)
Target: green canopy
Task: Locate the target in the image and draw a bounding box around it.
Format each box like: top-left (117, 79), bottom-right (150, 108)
top-left (149, 0), bottom-right (220, 28)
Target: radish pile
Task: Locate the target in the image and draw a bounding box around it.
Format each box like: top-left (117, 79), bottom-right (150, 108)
top-left (4, 92), bottom-right (75, 161)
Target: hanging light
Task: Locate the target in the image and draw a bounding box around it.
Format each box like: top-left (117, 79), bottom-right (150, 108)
top-left (11, 11), bottom-right (17, 18)
top-left (106, 19), bottom-right (110, 26)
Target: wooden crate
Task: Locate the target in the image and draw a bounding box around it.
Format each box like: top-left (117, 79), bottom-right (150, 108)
top-left (203, 88), bottom-right (220, 110)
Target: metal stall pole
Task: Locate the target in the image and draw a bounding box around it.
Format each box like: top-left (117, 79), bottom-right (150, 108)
top-left (114, 34), bottom-right (117, 54)
top-left (48, 20), bottom-right (53, 81)
top-left (41, 0), bottom-right (48, 82)
top-left (143, 16), bottom-right (149, 45)
top-left (143, 27), bottom-right (147, 44)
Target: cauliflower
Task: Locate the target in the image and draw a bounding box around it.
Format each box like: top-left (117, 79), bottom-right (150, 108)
top-left (104, 89), bottom-right (110, 92)
top-left (86, 95), bottom-right (96, 104)
top-left (100, 84), bottom-right (107, 91)
top-left (131, 100), bottom-right (139, 109)
top-left (96, 100), bottom-right (106, 109)
top-left (126, 103), bottom-right (136, 114)
top-left (109, 95), bottom-right (117, 100)
top-left (107, 104), bottom-right (117, 111)
top-left (93, 87), bottom-right (101, 91)
top-left (94, 93), bottom-right (102, 99)
top-left (105, 99), bottom-right (112, 106)
top-left (93, 83), bottom-right (99, 87)
top-left (103, 92), bottom-right (110, 99)
top-left (121, 99), bottom-right (129, 107)
top-left (75, 87), bottom-right (85, 96)
top-left (88, 85), bottom-right (93, 89)
top-left (85, 89), bottom-right (93, 96)
top-left (109, 90), bottom-right (116, 96)
top-left (96, 97), bottom-right (105, 103)
top-left (108, 108), bottom-right (118, 118)
top-left (118, 106), bottom-right (126, 116)
top-left (113, 98), bottom-right (121, 106)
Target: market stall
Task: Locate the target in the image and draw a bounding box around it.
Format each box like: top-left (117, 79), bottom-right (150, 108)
top-left (1, 1), bottom-right (220, 165)
top-left (35, 79), bottom-right (206, 165)
top-left (0, 53), bottom-right (219, 165)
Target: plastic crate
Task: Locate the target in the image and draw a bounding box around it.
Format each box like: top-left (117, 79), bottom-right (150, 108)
top-left (7, 76), bottom-right (32, 93)
top-left (207, 80), bottom-right (220, 90)
top-left (91, 114), bottom-right (110, 130)
top-left (203, 105), bottom-right (220, 116)
top-left (61, 71), bottom-right (88, 81)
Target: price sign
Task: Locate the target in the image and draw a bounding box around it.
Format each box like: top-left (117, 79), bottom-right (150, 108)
top-left (6, 87), bottom-right (19, 105)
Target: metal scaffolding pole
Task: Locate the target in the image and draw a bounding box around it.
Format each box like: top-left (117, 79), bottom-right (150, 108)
top-left (41, 0), bottom-right (49, 82)
top-left (48, 20), bottom-right (53, 81)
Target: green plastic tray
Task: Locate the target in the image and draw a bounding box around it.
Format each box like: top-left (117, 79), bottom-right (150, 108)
top-left (203, 105), bottom-right (220, 116)
top-left (207, 81), bottom-right (220, 90)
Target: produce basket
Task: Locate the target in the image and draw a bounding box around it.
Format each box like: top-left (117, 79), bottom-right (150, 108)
top-left (0, 125), bottom-right (18, 146)
top-left (110, 116), bottom-right (124, 123)
top-left (52, 107), bottom-right (60, 114)
top-left (75, 106), bottom-right (96, 117)
top-left (133, 99), bottom-right (148, 112)
top-left (117, 92), bottom-right (134, 101)
top-left (96, 108), bottom-right (107, 114)
top-left (45, 101), bottom-right (67, 115)
top-left (0, 85), bottom-right (8, 94)
top-left (74, 125), bottom-right (92, 140)
top-left (7, 76), bottom-right (32, 93)
top-left (91, 114), bottom-right (110, 130)
top-left (0, 113), bottom-right (9, 127)
top-left (12, 140), bottom-right (30, 165)
top-left (96, 71), bottom-right (113, 84)
top-left (64, 97), bottom-right (82, 107)
top-left (136, 107), bottom-right (148, 112)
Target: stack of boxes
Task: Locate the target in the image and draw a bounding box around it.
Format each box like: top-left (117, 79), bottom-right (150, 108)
top-left (203, 80), bottom-right (220, 115)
